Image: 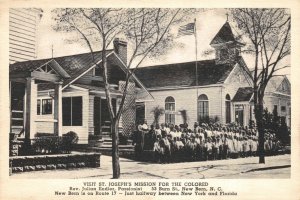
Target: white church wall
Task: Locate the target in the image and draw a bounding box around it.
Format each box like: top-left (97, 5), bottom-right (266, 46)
top-left (145, 86), bottom-right (223, 126)
top-left (222, 63), bottom-right (253, 125)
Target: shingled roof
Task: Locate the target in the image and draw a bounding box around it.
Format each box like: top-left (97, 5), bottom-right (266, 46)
top-left (210, 22), bottom-right (236, 45)
top-left (232, 87), bottom-right (253, 102)
top-left (10, 50), bottom-right (113, 86)
top-left (210, 21), bottom-right (245, 47)
top-left (134, 59), bottom-right (235, 89)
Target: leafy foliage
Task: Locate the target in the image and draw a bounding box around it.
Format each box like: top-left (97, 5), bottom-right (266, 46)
top-left (151, 106), bottom-right (165, 126)
top-left (52, 7), bottom-right (201, 178)
top-left (31, 132), bottom-right (79, 155)
top-left (62, 131), bottom-right (79, 153)
top-left (179, 109), bottom-right (188, 124)
top-left (262, 108), bottom-right (290, 144)
top-left (199, 115), bottom-right (220, 125)
top-left (230, 8), bottom-right (291, 163)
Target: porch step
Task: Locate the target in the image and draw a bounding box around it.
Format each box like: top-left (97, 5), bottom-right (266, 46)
top-left (90, 145), bottom-right (135, 151)
top-left (103, 138), bottom-right (112, 145)
top-left (101, 128), bottom-right (111, 133)
top-left (11, 126), bottom-right (23, 128)
top-left (11, 118), bottom-right (23, 121)
top-left (84, 145), bottom-right (135, 158)
top-left (103, 142), bottom-right (112, 145)
top-left (78, 143), bottom-right (134, 151)
top-left (11, 126), bottom-right (24, 134)
top-left (11, 110), bottom-right (23, 113)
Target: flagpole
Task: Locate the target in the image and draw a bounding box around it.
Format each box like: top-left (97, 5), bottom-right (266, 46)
top-left (194, 18), bottom-right (198, 122)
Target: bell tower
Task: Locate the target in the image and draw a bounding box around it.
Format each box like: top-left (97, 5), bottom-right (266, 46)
top-left (210, 22), bottom-right (245, 65)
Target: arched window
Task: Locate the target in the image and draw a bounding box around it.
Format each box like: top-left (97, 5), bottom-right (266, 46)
top-left (165, 96), bottom-right (175, 124)
top-left (198, 94), bottom-right (209, 122)
top-left (225, 94), bottom-right (231, 123)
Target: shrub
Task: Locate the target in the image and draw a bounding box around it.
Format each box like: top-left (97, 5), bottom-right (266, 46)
top-left (262, 108), bottom-right (291, 145)
top-left (35, 133), bottom-right (55, 137)
top-left (199, 116), bottom-right (209, 124)
top-left (63, 131), bottom-right (79, 144)
top-left (151, 106), bottom-right (164, 126)
top-left (62, 131), bottom-right (79, 153)
top-left (31, 136), bottom-right (60, 154)
top-left (179, 109), bottom-right (188, 125)
top-left (31, 132), bottom-right (79, 155)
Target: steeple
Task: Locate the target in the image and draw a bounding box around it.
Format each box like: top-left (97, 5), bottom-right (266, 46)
top-left (210, 22), bottom-right (245, 65)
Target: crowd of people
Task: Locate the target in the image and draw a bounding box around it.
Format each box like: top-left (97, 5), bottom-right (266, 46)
top-left (133, 120), bottom-right (282, 163)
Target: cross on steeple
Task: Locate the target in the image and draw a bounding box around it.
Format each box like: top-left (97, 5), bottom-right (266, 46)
top-left (226, 13), bottom-right (229, 22)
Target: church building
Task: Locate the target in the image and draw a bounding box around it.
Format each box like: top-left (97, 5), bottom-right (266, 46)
top-left (9, 20), bottom-right (290, 147)
top-left (135, 22), bottom-right (255, 127)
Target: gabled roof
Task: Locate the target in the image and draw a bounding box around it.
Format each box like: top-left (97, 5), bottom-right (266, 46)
top-left (210, 22), bottom-right (236, 45)
top-left (265, 75), bottom-right (291, 96)
top-left (266, 76), bottom-right (289, 91)
top-left (10, 50), bottom-right (113, 86)
top-left (232, 87), bottom-right (253, 102)
top-left (135, 59), bottom-right (235, 89)
top-left (10, 49), bottom-right (153, 101)
top-left (210, 22), bottom-right (245, 47)
top-left (266, 76), bottom-right (283, 92)
top-left (37, 59), bottom-right (71, 79)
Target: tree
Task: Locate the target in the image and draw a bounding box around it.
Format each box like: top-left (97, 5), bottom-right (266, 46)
top-left (230, 9), bottom-right (291, 163)
top-left (151, 106), bottom-right (165, 126)
top-left (52, 8), bottom-right (196, 178)
top-left (179, 109), bottom-right (188, 125)
top-left (262, 108), bottom-right (290, 145)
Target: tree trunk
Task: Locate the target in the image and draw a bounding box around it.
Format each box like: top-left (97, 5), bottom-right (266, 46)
top-left (255, 98), bottom-right (265, 164)
top-left (111, 118), bottom-right (120, 178)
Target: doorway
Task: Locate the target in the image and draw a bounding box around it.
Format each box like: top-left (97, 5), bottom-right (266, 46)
top-left (235, 104), bottom-right (244, 126)
top-left (136, 102), bottom-right (145, 125)
top-left (100, 98), bottom-right (116, 126)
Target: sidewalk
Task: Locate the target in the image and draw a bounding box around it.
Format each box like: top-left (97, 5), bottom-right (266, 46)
top-left (11, 154), bottom-right (290, 179)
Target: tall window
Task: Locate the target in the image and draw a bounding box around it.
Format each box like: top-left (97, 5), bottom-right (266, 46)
top-left (37, 99), bottom-right (41, 115)
top-left (62, 96), bottom-right (82, 126)
top-left (42, 99), bottom-right (53, 114)
top-left (37, 98), bottom-right (52, 115)
top-left (165, 96), bottom-right (175, 124)
top-left (225, 94), bottom-right (231, 123)
top-left (198, 94), bottom-right (209, 122)
top-left (274, 105), bottom-right (278, 113)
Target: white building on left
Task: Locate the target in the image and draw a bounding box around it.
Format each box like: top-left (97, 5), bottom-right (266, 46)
top-left (9, 8), bottom-right (43, 63)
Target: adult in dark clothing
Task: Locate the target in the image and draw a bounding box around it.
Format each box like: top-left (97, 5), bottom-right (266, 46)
top-left (139, 119), bottom-right (149, 151)
top-left (132, 130), bottom-right (142, 160)
top-left (145, 125), bottom-right (155, 150)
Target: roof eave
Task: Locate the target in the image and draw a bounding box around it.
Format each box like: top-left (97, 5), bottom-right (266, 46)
top-left (62, 51), bottom-right (115, 90)
top-left (110, 51), bottom-right (154, 101)
top-left (210, 40), bottom-right (245, 47)
top-left (147, 83), bottom-right (223, 91)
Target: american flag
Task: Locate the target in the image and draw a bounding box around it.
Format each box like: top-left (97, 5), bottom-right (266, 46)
top-left (177, 22), bottom-right (195, 37)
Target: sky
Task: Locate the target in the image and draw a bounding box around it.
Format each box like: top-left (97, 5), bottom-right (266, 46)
top-left (36, 8), bottom-right (290, 77)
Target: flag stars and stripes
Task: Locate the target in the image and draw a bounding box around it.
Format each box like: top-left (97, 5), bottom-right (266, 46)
top-left (177, 22), bottom-right (195, 37)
